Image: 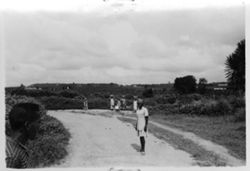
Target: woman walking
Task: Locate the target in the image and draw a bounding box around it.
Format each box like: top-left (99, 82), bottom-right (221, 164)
top-left (135, 98), bottom-right (149, 155)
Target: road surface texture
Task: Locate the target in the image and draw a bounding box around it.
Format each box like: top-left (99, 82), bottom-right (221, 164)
top-left (48, 110), bottom-right (195, 167)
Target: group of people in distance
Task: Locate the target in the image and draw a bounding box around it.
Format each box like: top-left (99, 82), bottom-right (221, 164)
top-left (110, 95), bottom-right (149, 155)
top-left (109, 95), bottom-right (127, 111)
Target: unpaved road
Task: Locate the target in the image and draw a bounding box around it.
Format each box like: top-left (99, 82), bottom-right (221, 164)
top-left (48, 110), bottom-right (195, 167)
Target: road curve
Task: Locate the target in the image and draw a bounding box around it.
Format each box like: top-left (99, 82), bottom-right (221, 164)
top-left (48, 110), bottom-right (195, 167)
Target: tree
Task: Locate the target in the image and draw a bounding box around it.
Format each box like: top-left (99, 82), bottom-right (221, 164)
top-left (225, 39), bottom-right (245, 92)
top-left (142, 88), bottom-right (154, 98)
top-left (174, 75), bottom-right (196, 94)
top-left (198, 78), bottom-right (208, 94)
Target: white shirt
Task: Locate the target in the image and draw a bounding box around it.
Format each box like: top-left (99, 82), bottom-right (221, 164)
top-left (110, 98), bottom-right (114, 106)
top-left (136, 107), bottom-right (149, 131)
top-left (133, 100), bottom-right (138, 111)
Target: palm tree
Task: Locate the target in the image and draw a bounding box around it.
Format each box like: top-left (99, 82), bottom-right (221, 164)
top-left (225, 39), bottom-right (245, 92)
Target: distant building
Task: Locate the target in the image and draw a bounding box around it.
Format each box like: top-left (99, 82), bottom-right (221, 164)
top-left (207, 82), bottom-right (228, 91)
top-left (25, 86), bottom-right (42, 90)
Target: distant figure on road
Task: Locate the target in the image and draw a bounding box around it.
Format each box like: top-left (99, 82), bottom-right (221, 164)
top-left (6, 103), bottom-right (41, 168)
top-left (135, 99), bottom-right (149, 155)
top-left (133, 96), bottom-right (138, 112)
top-left (121, 95), bottom-right (126, 110)
top-left (83, 97), bottom-right (88, 110)
top-left (110, 95), bottom-right (115, 110)
top-left (115, 99), bottom-right (121, 111)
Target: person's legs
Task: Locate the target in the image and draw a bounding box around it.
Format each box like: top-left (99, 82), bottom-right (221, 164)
top-left (140, 136), bottom-right (145, 152)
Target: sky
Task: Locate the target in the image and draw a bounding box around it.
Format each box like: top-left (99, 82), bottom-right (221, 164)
top-left (1, 0), bottom-right (245, 86)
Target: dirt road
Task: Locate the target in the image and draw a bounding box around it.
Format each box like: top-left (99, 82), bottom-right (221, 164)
top-left (48, 110), bottom-right (195, 167)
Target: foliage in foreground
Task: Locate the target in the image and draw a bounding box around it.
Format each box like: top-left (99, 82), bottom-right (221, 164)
top-left (27, 115), bottom-right (70, 167)
top-left (5, 95), bottom-right (70, 167)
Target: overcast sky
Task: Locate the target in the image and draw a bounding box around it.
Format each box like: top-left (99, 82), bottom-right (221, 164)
top-left (2, 0), bottom-right (245, 86)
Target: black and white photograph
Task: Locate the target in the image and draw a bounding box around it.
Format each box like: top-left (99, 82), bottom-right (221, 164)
top-left (0, 0), bottom-right (247, 170)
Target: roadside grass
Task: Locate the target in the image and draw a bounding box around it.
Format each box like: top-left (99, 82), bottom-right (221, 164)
top-left (117, 116), bottom-right (227, 166)
top-left (150, 114), bottom-right (246, 160)
top-left (27, 114), bottom-right (71, 167)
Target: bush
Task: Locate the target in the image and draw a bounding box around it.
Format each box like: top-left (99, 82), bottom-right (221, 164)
top-left (27, 115), bottom-right (70, 167)
top-left (59, 90), bottom-right (79, 98)
top-left (216, 99), bottom-right (232, 115)
top-left (229, 96), bottom-right (245, 109)
top-left (142, 88), bottom-right (154, 98)
top-left (5, 95), bottom-right (70, 167)
top-left (234, 108), bottom-right (245, 122)
top-left (5, 95), bottom-right (46, 120)
top-left (174, 75), bottom-right (196, 94)
top-left (179, 98), bottom-right (232, 116)
top-left (88, 97), bottom-right (109, 109)
top-left (39, 96), bottom-right (83, 110)
top-left (167, 97), bottom-right (176, 104)
top-left (155, 96), bottom-right (167, 104)
top-left (11, 89), bottom-right (57, 97)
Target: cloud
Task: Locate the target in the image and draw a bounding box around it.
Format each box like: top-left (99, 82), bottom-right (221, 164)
top-left (3, 6), bottom-right (244, 86)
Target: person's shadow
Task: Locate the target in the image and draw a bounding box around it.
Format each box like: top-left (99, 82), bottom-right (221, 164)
top-left (131, 143), bottom-right (141, 152)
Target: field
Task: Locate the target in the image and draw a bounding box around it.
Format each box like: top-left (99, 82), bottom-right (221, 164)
top-left (150, 114), bottom-right (245, 160)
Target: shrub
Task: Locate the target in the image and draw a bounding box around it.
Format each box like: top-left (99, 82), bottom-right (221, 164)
top-left (27, 115), bottom-right (70, 167)
top-left (155, 96), bottom-right (167, 104)
top-left (234, 108), bottom-right (245, 122)
top-left (167, 97), bottom-right (176, 104)
top-left (142, 88), bottom-right (154, 98)
top-left (5, 95), bottom-right (70, 167)
top-left (125, 94), bottom-right (134, 100)
top-left (174, 75), bottom-right (197, 94)
top-left (178, 98), bottom-right (232, 116)
top-left (191, 94), bottom-right (201, 101)
top-left (11, 89), bottom-right (57, 97)
top-left (39, 96), bottom-right (83, 110)
top-left (5, 95), bottom-right (46, 120)
top-left (59, 90), bottom-right (79, 98)
top-left (216, 99), bottom-right (232, 115)
top-left (230, 96), bottom-right (245, 109)
top-left (88, 97), bottom-right (109, 109)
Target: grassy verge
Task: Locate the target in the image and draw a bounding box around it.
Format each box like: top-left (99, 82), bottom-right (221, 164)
top-left (117, 116), bottom-right (227, 166)
top-left (150, 114), bottom-right (246, 160)
top-left (27, 114), bottom-right (71, 167)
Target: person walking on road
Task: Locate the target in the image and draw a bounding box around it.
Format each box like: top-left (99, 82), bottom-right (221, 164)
top-left (115, 99), bottom-right (121, 111)
top-left (121, 95), bottom-right (126, 110)
top-left (133, 96), bottom-right (138, 112)
top-left (110, 95), bottom-right (115, 110)
top-left (83, 97), bottom-right (88, 110)
top-left (135, 98), bottom-right (149, 155)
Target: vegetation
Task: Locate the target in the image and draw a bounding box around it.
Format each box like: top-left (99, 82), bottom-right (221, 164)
top-left (174, 75), bottom-right (196, 94)
top-left (5, 95), bottom-right (70, 167)
top-left (151, 114), bottom-right (246, 160)
top-left (142, 88), bottom-right (154, 98)
top-left (225, 39), bottom-right (245, 92)
top-left (198, 78), bottom-right (208, 94)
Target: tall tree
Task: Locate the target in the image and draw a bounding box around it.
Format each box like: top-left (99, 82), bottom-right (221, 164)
top-left (174, 75), bottom-right (196, 94)
top-left (225, 39), bottom-right (245, 92)
top-left (198, 78), bottom-right (208, 94)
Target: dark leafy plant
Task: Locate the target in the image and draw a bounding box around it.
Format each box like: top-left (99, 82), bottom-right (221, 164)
top-left (225, 39), bottom-right (245, 92)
